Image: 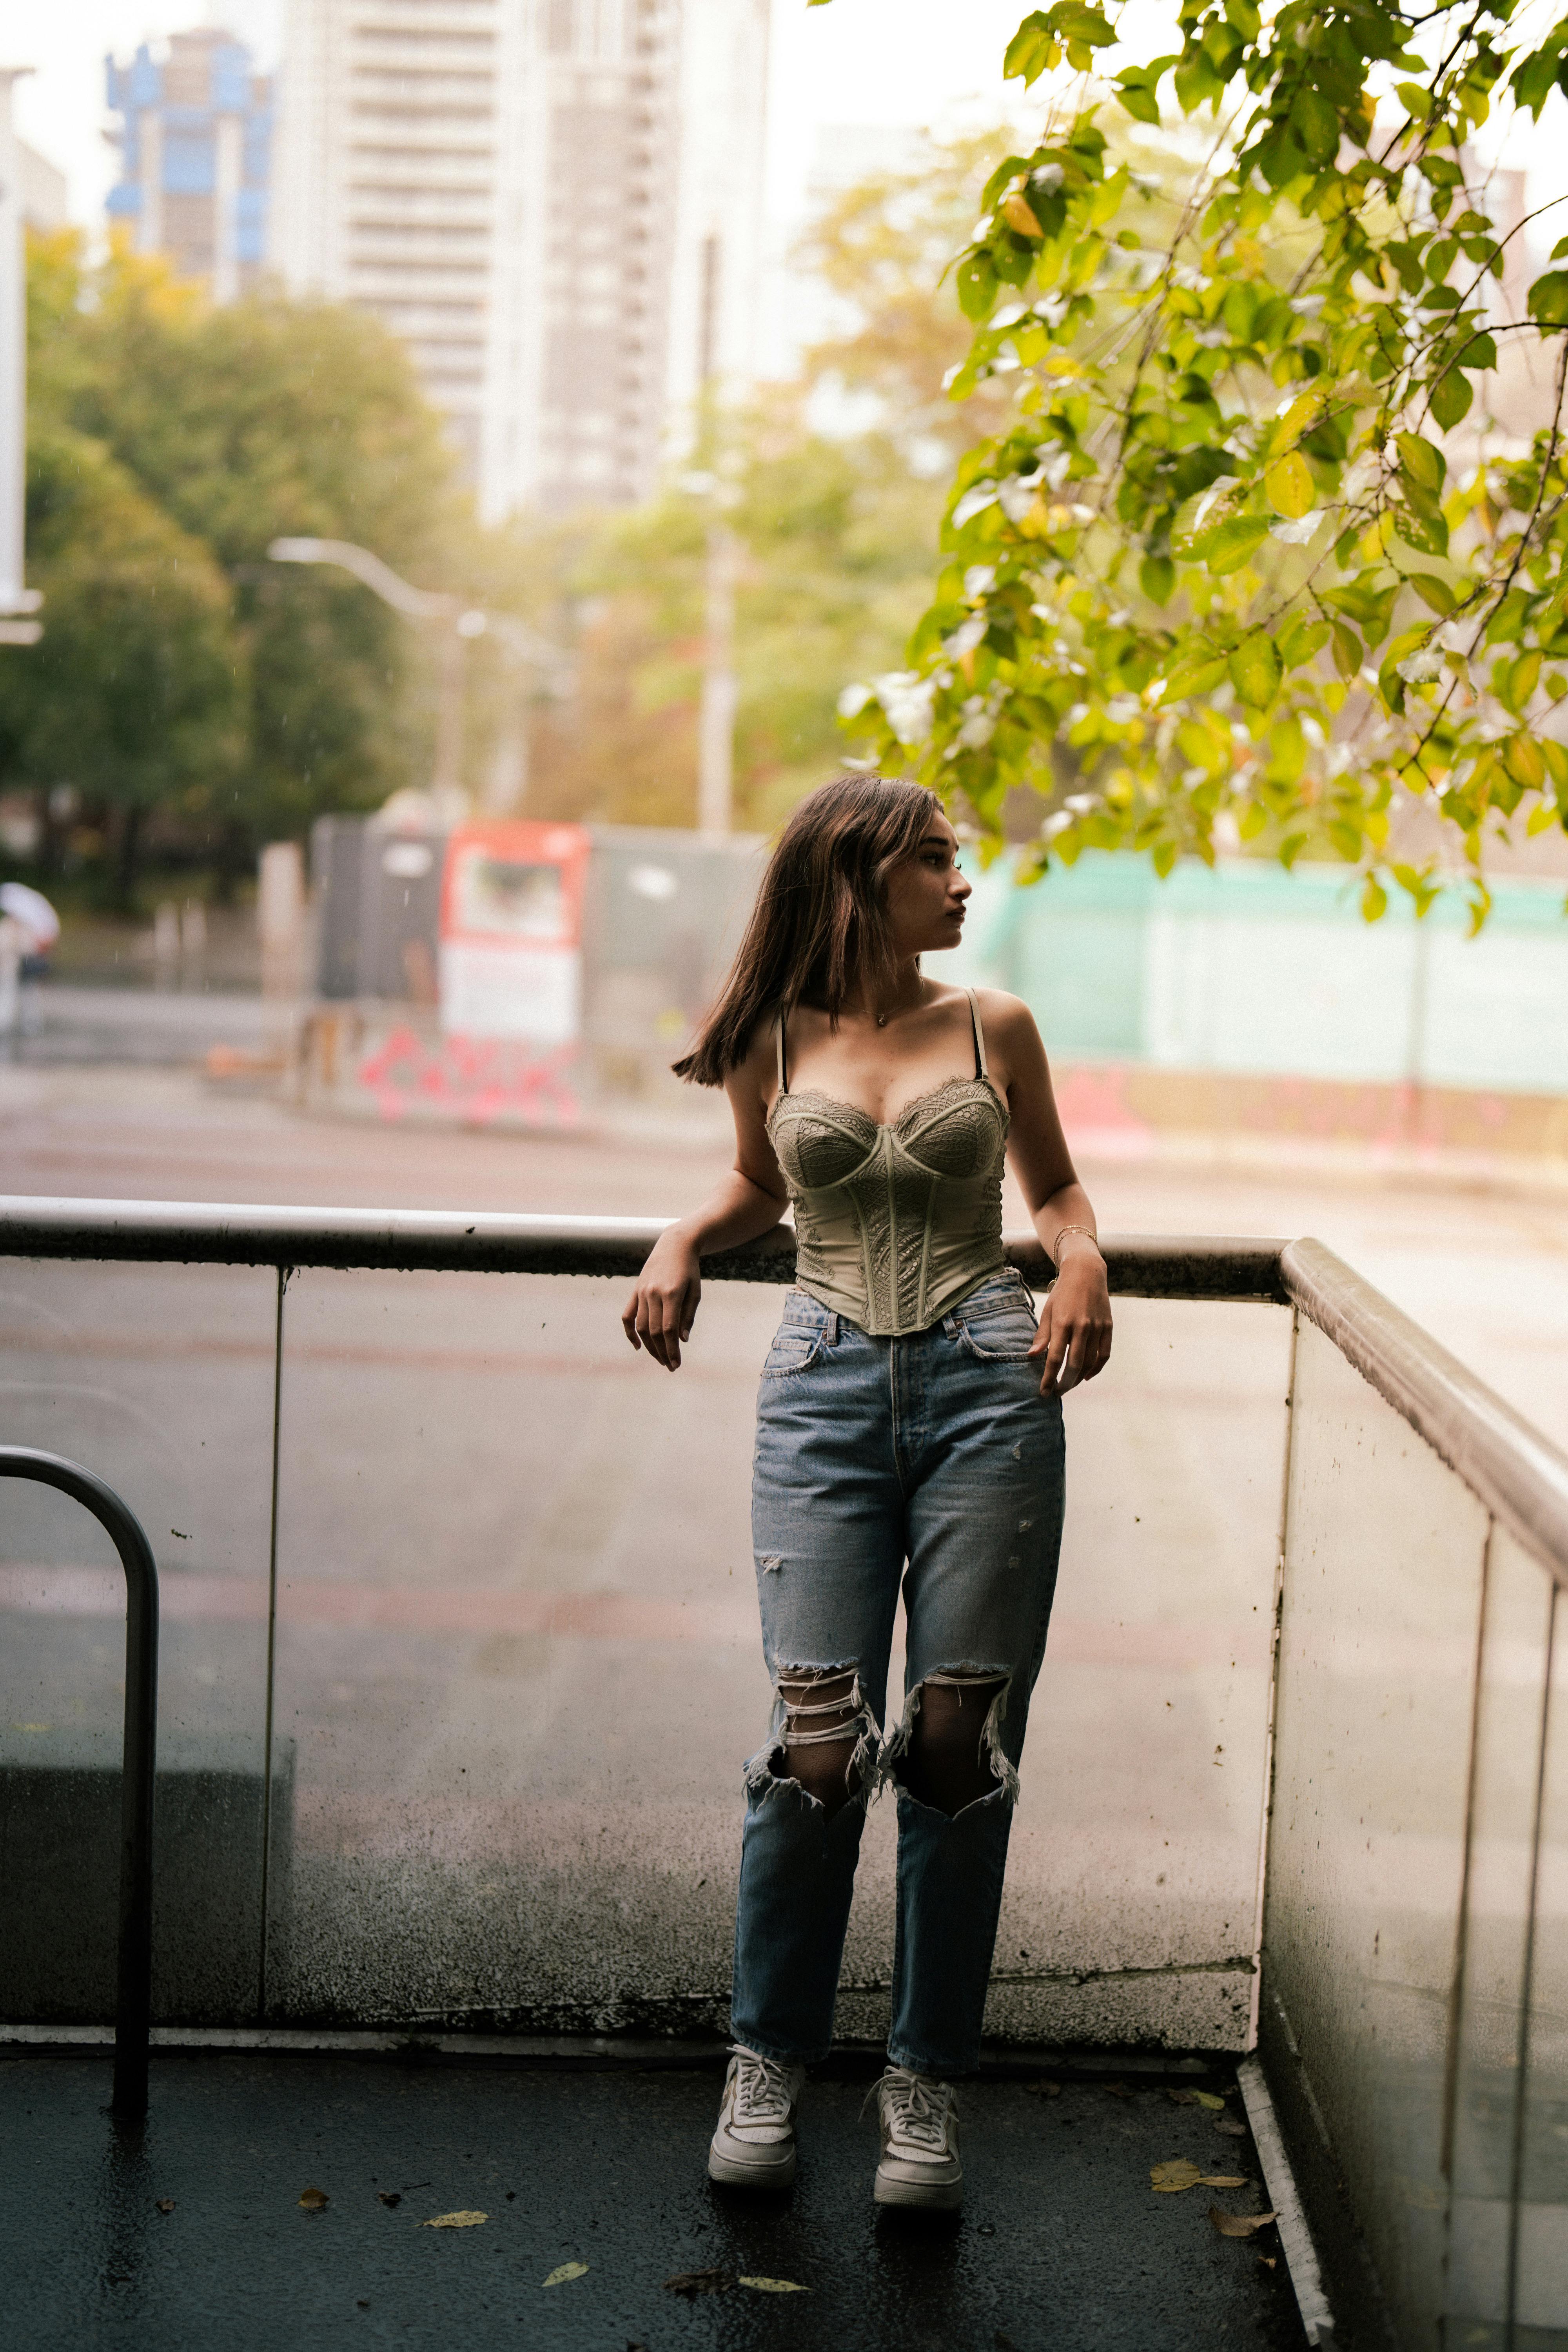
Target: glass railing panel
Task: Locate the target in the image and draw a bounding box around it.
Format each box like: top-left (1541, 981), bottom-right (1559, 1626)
top-left (1516, 1574), bottom-right (1568, 2345)
top-left (1264, 1315), bottom-right (1491, 2352)
top-left (267, 1265), bottom-right (781, 2031)
top-left (977, 1292), bottom-right (1289, 2051)
top-left (268, 1270), bottom-right (1288, 2047)
top-left (0, 1260), bottom-right (279, 2025)
top-left (1446, 1526), bottom-right (1556, 2347)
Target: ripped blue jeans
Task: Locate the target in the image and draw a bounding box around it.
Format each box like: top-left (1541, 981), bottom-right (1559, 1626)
top-left (732, 1268), bottom-right (1065, 2076)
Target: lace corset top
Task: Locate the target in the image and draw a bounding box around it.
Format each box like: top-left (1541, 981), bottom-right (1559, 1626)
top-left (768, 990), bottom-right (1009, 1336)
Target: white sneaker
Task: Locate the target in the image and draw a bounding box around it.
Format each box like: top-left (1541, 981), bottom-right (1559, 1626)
top-left (872, 2065), bottom-right (963, 2209)
top-left (707, 2044), bottom-right (805, 2188)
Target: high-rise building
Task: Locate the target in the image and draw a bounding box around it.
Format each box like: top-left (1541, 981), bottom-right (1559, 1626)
top-left (18, 138), bottom-right (69, 237)
top-left (271, 0), bottom-right (769, 521)
top-left (105, 28), bottom-right (275, 303)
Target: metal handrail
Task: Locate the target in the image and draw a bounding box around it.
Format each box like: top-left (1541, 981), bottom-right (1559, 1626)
top-left (0, 1448), bottom-right (158, 2118)
top-left (0, 1194), bottom-right (1287, 1298)
top-left (3, 1191), bottom-right (1567, 1577)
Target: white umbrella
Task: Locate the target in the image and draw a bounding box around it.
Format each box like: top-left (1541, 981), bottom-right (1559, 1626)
top-left (0, 882), bottom-right (60, 951)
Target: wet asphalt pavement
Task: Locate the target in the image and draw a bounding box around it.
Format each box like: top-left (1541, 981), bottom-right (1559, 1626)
top-left (4, 2049), bottom-right (1305, 2352)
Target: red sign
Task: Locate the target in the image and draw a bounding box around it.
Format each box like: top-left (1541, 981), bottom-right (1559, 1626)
top-left (437, 819), bottom-right (590, 1045)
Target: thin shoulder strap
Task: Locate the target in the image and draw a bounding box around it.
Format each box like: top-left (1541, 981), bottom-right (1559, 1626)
top-left (966, 987), bottom-right (989, 1081)
top-left (775, 1006), bottom-right (788, 1097)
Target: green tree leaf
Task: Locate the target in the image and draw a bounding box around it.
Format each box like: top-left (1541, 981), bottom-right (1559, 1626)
top-left (1429, 369), bottom-right (1474, 429)
top-left (1408, 574), bottom-right (1457, 617)
top-left (1228, 633), bottom-right (1282, 706)
top-left (1395, 433), bottom-right (1446, 499)
top-left (1263, 451), bottom-right (1314, 519)
top-left (1529, 270), bottom-right (1568, 326)
top-left (956, 251), bottom-right (1000, 321)
top-left (1206, 515), bottom-right (1272, 573)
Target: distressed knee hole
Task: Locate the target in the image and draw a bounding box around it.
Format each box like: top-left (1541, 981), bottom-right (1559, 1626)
top-left (891, 1671), bottom-right (1017, 1818)
top-left (771, 1664), bottom-right (871, 1821)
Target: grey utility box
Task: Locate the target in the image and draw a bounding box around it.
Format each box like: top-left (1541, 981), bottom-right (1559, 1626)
top-left (312, 816), bottom-right (447, 1003)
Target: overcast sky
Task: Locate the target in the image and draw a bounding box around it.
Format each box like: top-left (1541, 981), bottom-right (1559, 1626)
top-left (13, 1), bottom-right (1565, 311)
top-left (11, 0), bottom-right (1029, 232)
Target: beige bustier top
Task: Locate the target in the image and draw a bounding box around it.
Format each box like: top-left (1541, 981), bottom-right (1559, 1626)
top-left (768, 989), bottom-right (1009, 1337)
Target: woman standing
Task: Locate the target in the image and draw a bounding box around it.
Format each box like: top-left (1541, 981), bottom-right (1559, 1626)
top-left (621, 776), bottom-right (1112, 2209)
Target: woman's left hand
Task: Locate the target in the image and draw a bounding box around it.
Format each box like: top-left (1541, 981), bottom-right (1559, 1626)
top-left (1028, 1245), bottom-right (1113, 1395)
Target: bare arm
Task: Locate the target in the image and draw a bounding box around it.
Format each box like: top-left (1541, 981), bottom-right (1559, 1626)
top-left (982, 991), bottom-right (1113, 1396)
top-left (620, 1029), bottom-right (788, 1371)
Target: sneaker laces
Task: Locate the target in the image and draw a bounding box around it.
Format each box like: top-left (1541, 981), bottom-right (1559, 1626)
top-left (730, 2045), bottom-right (795, 2127)
top-left (867, 2066), bottom-right (954, 2152)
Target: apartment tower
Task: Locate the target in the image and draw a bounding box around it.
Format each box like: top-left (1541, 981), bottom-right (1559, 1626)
top-left (105, 29), bottom-right (274, 303)
top-left (272, 0), bottom-right (769, 519)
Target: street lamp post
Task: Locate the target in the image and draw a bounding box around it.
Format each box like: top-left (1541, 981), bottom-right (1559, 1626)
top-left (267, 537), bottom-right (567, 813)
top-left (0, 66), bottom-right (42, 647)
top-left (698, 522), bottom-right (738, 837)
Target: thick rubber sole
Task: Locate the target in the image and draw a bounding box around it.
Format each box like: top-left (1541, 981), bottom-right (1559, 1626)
top-left (707, 2141), bottom-right (797, 2189)
top-left (873, 2162), bottom-right (964, 2210)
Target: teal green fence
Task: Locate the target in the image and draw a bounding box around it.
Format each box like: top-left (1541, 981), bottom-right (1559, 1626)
top-left (948, 851), bottom-right (1568, 1096)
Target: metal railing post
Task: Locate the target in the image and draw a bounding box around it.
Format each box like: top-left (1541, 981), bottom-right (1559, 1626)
top-left (0, 1446), bottom-right (158, 2118)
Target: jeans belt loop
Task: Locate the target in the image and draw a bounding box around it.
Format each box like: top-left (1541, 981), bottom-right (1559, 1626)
top-left (827, 1310), bottom-right (839, 1346)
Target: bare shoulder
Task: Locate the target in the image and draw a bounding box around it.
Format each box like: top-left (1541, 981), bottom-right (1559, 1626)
top-left (971, 988), bottom-right (1046, 1060)
top-left (724, 1013), bottom-right (779, 1112)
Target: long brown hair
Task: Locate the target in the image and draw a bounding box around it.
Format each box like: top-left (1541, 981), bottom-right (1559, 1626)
top-left (674, 773), bottom-right (942, 1086)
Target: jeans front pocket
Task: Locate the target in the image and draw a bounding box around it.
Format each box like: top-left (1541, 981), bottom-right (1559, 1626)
top-left (951, 1280), bottom-right (1038, 1362)
top-left (761, 1297), bottom-right (836, 1378)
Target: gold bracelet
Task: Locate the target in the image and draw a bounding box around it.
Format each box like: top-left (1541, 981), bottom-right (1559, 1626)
top-left (1052, 1224), bottom-right (1101, 1259)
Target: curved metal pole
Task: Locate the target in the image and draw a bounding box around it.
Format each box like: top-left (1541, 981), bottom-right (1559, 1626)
top-left (0, 1447), bottom-right (158, 2117)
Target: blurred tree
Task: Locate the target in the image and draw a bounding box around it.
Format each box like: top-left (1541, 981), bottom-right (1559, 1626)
top-left (8, 231), bottom-right (478, 889)
top-left (0, 422), bottom-right (243, 900)
top-left (528, 134), bottom-right (1011, 830)
top-left (794, 129), bottom-right (1018, 463)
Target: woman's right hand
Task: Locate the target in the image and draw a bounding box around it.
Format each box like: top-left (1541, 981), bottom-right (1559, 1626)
top-left (621, 1229), bottom-right (703, 1370)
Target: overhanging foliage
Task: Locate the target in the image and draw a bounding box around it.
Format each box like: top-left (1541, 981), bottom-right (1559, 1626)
top-left (831, 1), bottom-right (1568, 924)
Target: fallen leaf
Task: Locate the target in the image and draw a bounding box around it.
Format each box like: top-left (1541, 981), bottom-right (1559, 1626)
top-left (1151, 2160), bottom-right (1247, 2192)
top-left (1151, 2160), bottom-right (1203, 2191)
top-left (1214, 2118), bottom-right (1248, 2137)
top-left (738, 2277), bottom-right (808, 2292)
top-left (1104, 2080), bottom-right (1135, 2098)
top-left (377, 2191), bottom-right (401, 2208)
top-left (1192, 2090), bottom-right (1227, 2111)
top-left (1209, 2205), bottom-right (1278, 2238)
top-left (155, 2199), bottom-right (175, 2214)
top-left (298, 2187), bottom-right (328, 2212)
top-left (541, 2260), bottom-right (588, 2285)
top-left (1027, 2079), bottom-right (1062, 2098)
top-left (664, 2269), bottom-right (731, 2296)
top-left (423, 2210), bottom-right (487, 2230)
top-left (1258, 2255), bottom-right (1278, 2269)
